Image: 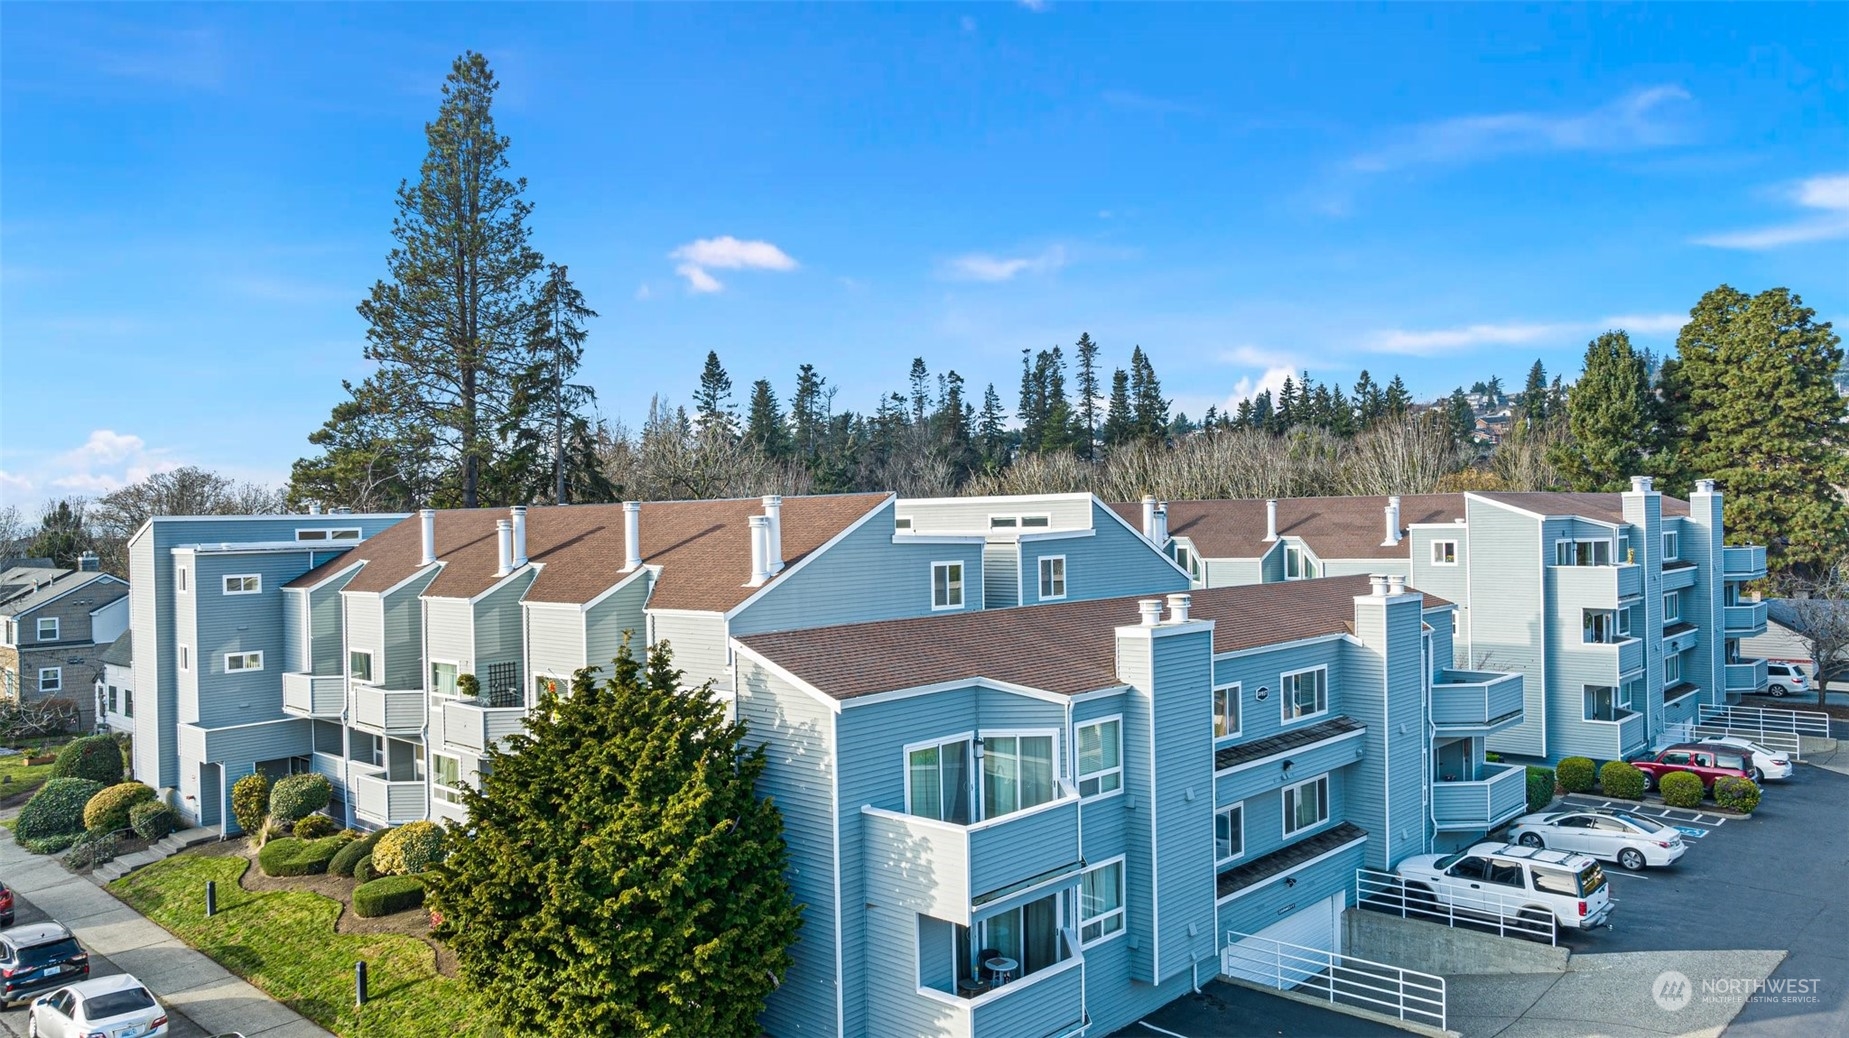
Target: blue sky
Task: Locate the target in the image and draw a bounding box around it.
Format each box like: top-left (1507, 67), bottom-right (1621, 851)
top-left (3, 2), bottom-right (1846, 505)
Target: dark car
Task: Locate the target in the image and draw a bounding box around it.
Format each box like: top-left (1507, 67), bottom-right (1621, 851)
top-left (1630, 743), bottom-right (1753, 792)
top-left (0, 922), bottom-right (90, 1007)
top-left (0, 880), bottom-right (13, 927)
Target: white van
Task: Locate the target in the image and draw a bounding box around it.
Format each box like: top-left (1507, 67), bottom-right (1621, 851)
top-left (1762, 662), bottom-right (1810, 697)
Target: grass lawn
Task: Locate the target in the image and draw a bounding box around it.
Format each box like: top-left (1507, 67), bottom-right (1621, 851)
top-left (0, 747), bottom-right (62, 803)
top-left (112, 853), bottom-right (492, 1037)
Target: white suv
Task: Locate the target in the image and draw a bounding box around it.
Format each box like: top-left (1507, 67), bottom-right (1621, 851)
top-left (1762, 662), bottom-right (1810, 698)
top-left (1394, 842), bottom-right (1613, 933)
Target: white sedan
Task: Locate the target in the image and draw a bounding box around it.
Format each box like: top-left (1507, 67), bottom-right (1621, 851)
top-left (28, 974), bottom-right (168, 1038)
top-left (1694, 736), bottom-right (1793, 781)
top-left (1507, 809), bottom-right (1686, 871)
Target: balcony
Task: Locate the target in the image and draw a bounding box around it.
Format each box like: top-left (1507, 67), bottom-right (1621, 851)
top-left (862, 789), bottom-right (1082, 926)
top-left (1431, 670), bottom-right (1525, 734)
top-left (350, 684), bottom-right (425, 734)
top-left (281, 673), bottom-right (345, 718)
top-left (352, 771), bottom-right (428, 826)
top-left (1661, 562), bottom-right (1698, 592)
top-left (1725, 658), bottom-right (1768, 695)
top-left (917, 931), bottom-right (1086, 1038)
top-left (1723, 544), bottom-right (1768, 582)
top-left (1580, 710), bottom-right (1648, 759)
top-left (441, 698), bottom-right (527, 754)
top-left (1431, 762), bottom-right (1529, 831)
top-left (1724, 601), bottom-right (1769, 637)
top-left (1552, 563), bottom-right (1643, 608)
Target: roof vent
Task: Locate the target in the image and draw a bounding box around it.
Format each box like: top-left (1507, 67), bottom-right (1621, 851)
top-left (1387, 574), bottom-right (1407, 596)
top-left (1166, 592), bottom-right (1191, 623)
top-left (1264, 499), bottom-right (1278, 543)
top-left (495, 520), bottom-right (513, 577)
top-left (748, 516), bottom-right (771, 586)
top-left (1630, 475), bottom-right (1654, 493)
top-left (1370, 574), bottom-right (1390, 597)
top-left (1141, 495), bottom-right (1159, 543)
top-left (510, 506), bottom-right (528, 568)
top-left (1137, 598), bottom-right (1163, 627)
top-left (419, 509), bottom-right (437, 566)
top-left (1694, 479), bottom-right (1716, 495)
top-left (762, 495), bottom-right (784, 574)
top-left (623, 502), bottom-right (642, 572)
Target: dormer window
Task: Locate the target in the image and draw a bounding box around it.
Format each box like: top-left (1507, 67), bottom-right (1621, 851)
top-left (1284, 544), bottom-right (1317, 580)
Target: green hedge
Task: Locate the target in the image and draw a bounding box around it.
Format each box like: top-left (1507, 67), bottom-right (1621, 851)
top-left (269, 774), bottom-right (333, 824)
top-left (353, 875), bottom-right (427, 918)
top-left (1599, 761), bottom-right (1647, 800)
top-left (258, 835), bottom-right (353, 878)
top-left (353, 854), bottom-right (378, 884)
top-left (373, 821), bottom-right (445, 876)
top-left (1556, 757), bottom-right (1597, 794)
top-left (16, 777), bottom-right (108, 850)
top-left (1713, 776), bottom-right (1762, 813)
top-left (52, 735), bottom-right (125, 786)
top-left (231, 772), bottom-right (271, 837)
top-left (84, 782), bottom-right (157, 833)
top-left (1525, 766), bottom-right (1556, 813)
top-left (1660, 771), bottom-right (1704, 808)
top-left (293, 814), bottom-right (341, 839)
top-left (330, 828), bottom-right (388, 877)
top-left (129, 801), bottom-right (178, 842)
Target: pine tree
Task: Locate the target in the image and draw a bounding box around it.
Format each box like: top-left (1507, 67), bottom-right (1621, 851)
top-left (1074, 333), bottom-right (1102, 461)
top-left (26, 500), bottom-right (94, 567)
top-left (908, 357), bottom-right (931, 426)
top-left (743, 379), bottom-right (790, 459)
top-left (790, 364), bottom-right (831, 465)
top-left (1037, 347), bottom-right (1076, 453)
top-left (1250, 390), bottom-right (1274, 430)
top-left (694, 351), bottom-right (737, 438)
top-left (1517, 360), bottom-right (1550, 434)
top-left (1017, 349), bottom-right (1043, 450)
top-left (1669, 285), bottom-right (1849, 571)
top-left (1352, 370), bottom-right (1384, 427)
top-left (428, 642), bottom-right (801, 1035)
top-left (1274, 376), bottom-right (1299, 433)
top-left (1445, 387), bottom-right (1476, 444)
top-left (1551, 331), bottom-right (1660, 491)
top-left (1102, 368), bottom-right (1134, 448)
top-left (1128, 346), bottom-right (1169, 442)
top-left (1485, 375), bottom-right (1505, 405)
top-left (1384, 376), bottom-right (1411, 418)
top-left (976, 383), bottom-right (1009, 469)
top-left (1234, 398), bottom-right (1255, 428)
top-left (524, 264), bottom-right (598, 504)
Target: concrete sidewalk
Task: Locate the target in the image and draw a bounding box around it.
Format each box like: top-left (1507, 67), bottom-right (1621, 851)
top-left (0, 835), bottom-right (333, 1037)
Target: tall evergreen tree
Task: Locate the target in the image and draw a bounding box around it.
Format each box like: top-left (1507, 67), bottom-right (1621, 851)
top-left (976, 383), bottom-right (1009, 469)
top-left (1445, 387), bottom-right (1476, 444)
top-left (428, 642), bottom-right (801, 1035)
top-left (790, 364), bottom-right (831, 464)
top-left (908, 357), bottom-right (931, 426)
top-left (1552, 330), bottom-right (1660, 491)
top-left (1074, 332), bottom-right (1102, 461)
top-left (1383, 376), bottom-right (1412, 418)
top-left (1250, 390), bottom-right (1275, 430)
top-left (1669, 285), bottom-right (1849, 571)
top-left (1017, 348), bottom-right (1043, 450)
top-left (743, 379), bottom-right (790, 459)
top-left (694, 351), bottom-right (737, 438)
top-left (1039, 347), bottom-right (1076, 453)
top-left (1128, 346), bottom-right (1169, 442)
top-left (1517, 360), bottom-right (1550, 434)
top-left (1101, 368), bottom-right (1135, 447)
top-left (1352, 370), bottom-right (1385, 426)
top-left (524, 264), bottom-right (598, 504)
top-left (26, 500), bottom-right (94, 567)
top-left (1273, 376), bottom-right (1299, 432)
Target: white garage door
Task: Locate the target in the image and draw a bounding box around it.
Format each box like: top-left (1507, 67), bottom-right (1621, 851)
top-left (1221, 890), bottom-right (1345, 990)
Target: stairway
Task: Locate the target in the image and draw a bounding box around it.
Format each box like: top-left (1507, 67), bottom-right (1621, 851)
top-left (89, 827), bottom-right (220, 886)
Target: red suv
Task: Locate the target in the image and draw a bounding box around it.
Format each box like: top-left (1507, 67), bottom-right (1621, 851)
top-left (1630, 744), bottom-right (1753, 792)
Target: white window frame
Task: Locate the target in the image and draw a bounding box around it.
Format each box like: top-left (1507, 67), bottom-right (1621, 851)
top-left (989, 514), bottom-right (1052, 530)
top-left (222, 574), bottom-right (262, 595)
top-left (1282, 775), bottom-right (1330, 836)
top-left (1079, 856), bottom-right (1126, 946)
top-left (904, 731), bottom-right (976, 823)
top-left (430, 659), bottom-right (460, 697)
top-left (295, 528), bottom-right (362, 542)
top-left (1213, 682), bottom-right (1241, 739)
top-left (1074, 716), bottom-right (1122, 800)
top-left (38, 667), bottom-right (62, 693)
top-left (1284, 543), bottom-right (1316, 580)
top-left (1174, 543), bottom-right (1200, 580)
top-left (894, 517), bottom-right (912, 531)
top-left (1280, 667), bottom-right (1328, 725)
top-left (1662, 591), bottom-right (1680, 623)
top-left (1215, 803), bottom-right (1245, 864)
top-left (1584, 683), bottom-right (1624, 722)
top-left (1431, 540), bottom-right (1459, 566)
top-left (225, 651), bottom-right (264, 673)
top-left (1662, 530), bottom-right (1679, 561)
top-left (432, 752), bottom-right (465, 804)
top-left (1583, 609), bottom-right (1618, 644)
top-left (35, 617), bottom-right (58, 641)
top-left (349, 650), bottom-right (374, 683)
top-left (1038, 555), bottom-right (1067, 601)
top-left (177, 567), bottom-right (188, 593)
top-left (978, 728), bottom-right (1061, 820)
top-left (1616, 606), bottom-right (1632, 638)
top-left (1553, 538), bottom-right (1613, 566)
top-left (178, 645), bottom-right (190, 672)
top-left (931, 561), bottom-right (965, 611)
top-left (1664, 651), bottom-right (1682, 687)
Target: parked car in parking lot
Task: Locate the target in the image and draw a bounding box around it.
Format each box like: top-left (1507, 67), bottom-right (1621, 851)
top-left (0, 880), bottom-right (13, 928)
top-left (1629, 744), bottom-right (1754, 792)
top-left (1761, 662), bottom-right (1810, 697)
top-left (1395, 842), bottom-right (1613, 933)
top-left (0, 923), bottom-right (90, 1007)
top-left (28, 974), bottom-right (169, 1037)
top-left (1508, 809), bottom-right (1686, 870)
top-left (1693, 736), bottom-right (1792, 782)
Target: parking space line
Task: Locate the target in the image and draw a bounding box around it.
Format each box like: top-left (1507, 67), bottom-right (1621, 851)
top-left (1139, 1022), bottom-right (1193, 1038)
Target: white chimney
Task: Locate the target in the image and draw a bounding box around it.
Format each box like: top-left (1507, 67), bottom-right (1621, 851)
top-left (308, 502), bottom-right (322, 515)
top-left (623, 501), bottom-right (642, 572)
top-left (510, 506), bottom-right (528, 568)
top-left (1387, 574), bottom-right (1408, 596)
top-left (1694, 478), bottom-right (1716, 494)
top-left (1630, 475), bottom-right (1654, 493)
top-left (419, 509), bottom-right (437, 566)
top-left (1381, 505), bottom-right (1401, 547)
top-left (1137, 598), bottom-right (1163, 627)
top-left (1264, 499), bottom-right (1279, 543)
top-left (748, 516), bottom-right (771, 586)
top-left (1166, 592), bottom-right (1191, 623)
top-left (1141, 495), bottom-right (1158, 542)
top-left (495, 520), bottom-right (513, 577)
top-left (1154, 503), bottom-right (1169, 546)
top-left (762, 495), bottom-right (784, 574)
top-left (1370, 574), bottom-right (1390, 597)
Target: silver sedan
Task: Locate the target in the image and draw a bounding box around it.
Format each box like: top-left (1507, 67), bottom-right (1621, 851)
top-left (1507, 809), bottom-right (1687, 871)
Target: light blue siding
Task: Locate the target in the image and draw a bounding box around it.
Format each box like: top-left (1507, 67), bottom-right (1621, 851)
top-left (650, 611), bottom-right (731, 691)
top-left (1225, 767), bottom-right (1351, 866)
top-left (473, 572), bottom-right (534, 672)
top-left (381, 573), bottom-right (434, 689)
top-left (1468, 500), bottom-right (1549, 758)
top-left (1216, 734), bottom-right (1363, 807)
top-left (1216, 836), bottom-right (1365, 938)
top-left (281, 590), bottom-right (306, 674)
top-left (526, 603), bottom-right (586, 683)
top-left (423, 597), bottom-right (474, 673)
top-left (309, 572), bottom-right (355, 674)
top-left (190, 550), bottom-right (325, 729)
top-left (1142, 625), bottom-right (1217, 984)
top-left (1211, 639), bottom-right (1346, 745)
top-left (584, 576), bottom-right (649, 676)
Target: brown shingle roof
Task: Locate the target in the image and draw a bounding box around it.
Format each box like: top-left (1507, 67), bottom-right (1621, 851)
top-left (737, 573), bottom-right (1449, 701)
top-left (1108, 495), bottom-right (1464, 561)
top-left (1470, 491), bottom-right (1690, 525)
top-left (1217, 821), bottom-right (1367, 899)
top-left (284, 494), bottom-right (891, 612)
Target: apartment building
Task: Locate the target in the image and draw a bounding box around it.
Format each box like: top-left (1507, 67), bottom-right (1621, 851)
top-left (1113, 477), bottom-right (1769, 762)
top-left (0, 557), bottom-right (129, 730)
top-left (733, 573), bottom-right (1521, 1038)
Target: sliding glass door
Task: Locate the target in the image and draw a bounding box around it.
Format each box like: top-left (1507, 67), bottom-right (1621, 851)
top-left (908, 739), bottom-right (973, 824)
top-left (982, 734), bottom-right (1055, 819)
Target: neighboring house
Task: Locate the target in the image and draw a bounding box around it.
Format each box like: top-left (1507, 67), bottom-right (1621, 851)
top-left (1746, 600), bottom-right (1849, 683)
top-left (0, 555), bottom-right (129, 730)
top-left (1113, 477), bottom-right (1769, 762)
top-left (734, 573), bottom-right (1518, 1038)
top-left (95, 632), bottom-right (135, 735)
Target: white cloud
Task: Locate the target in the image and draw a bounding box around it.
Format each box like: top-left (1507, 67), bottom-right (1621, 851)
top-left (1229, 366), bottom-right (1298, 406)
top-left (0, 470), bottom-right (35, 505)
top-left (1217, 344), bottom-right (1300, 369)
top-left (1693, 172), bottom-right (1849, 250)
top-left (634, 283), bottom-right (655, 301)
top-left (941, 246), bottom-right (1068, 283)
top-left (1018, 0), bottom-right (1048, 11)
top-left (1367, 314), bottom-right (1688, 357)
top-left (1351, 85), bottom-right (1694, 174)
top-left (43, 430), bottom-right (179, 496)
top-left (667, 236), bottom-right (799, 293)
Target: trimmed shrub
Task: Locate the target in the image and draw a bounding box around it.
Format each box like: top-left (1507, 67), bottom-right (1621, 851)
top-left (231, 772), bottom-right (271, 837)
top-left (52, 735), bottom-right (125, 786)
top-left (268, 774), bottom-right (332, 824)
top-left (330, 828), bottom-right (389, 877)
top-left (1599, 761), bottom-right (1647, 801)
top-left (353, 875), bottom-right (427, 918)
top-left (258, 835), bottom-right (352, 878)
top-left (1485, 752), bottom-right (1503, 763)
top-left (353, 853), bottom-right (378, 884)
top-left (373, 820), bottom-right (445, 876)
top-left (293, 813), bottom-right (340, 839)
top-left (1713, 776), bottom-right (1762, 814)
top-left (83, 782), bottom-right (157, 833)
top-left (62, 829), bottom-right (120, 871)
top-left (1556, 757), bottom-right (1597, 794)
top-left (1660, 771), bottom-right (1705, 809)
top-left (1525, 766), bottom-right (1556, 813)
top-left (457, 673), bottom-right (480, 699)
top-left (15, 777), bottom-right (107, 850)
top-left (129, 800), bottom-right (178, 842)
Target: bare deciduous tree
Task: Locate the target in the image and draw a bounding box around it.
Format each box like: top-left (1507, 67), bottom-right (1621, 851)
top-left (1779, 559), bottom-right (1849, 706)
top-left (1340, 413), bottom-right (1467, 496)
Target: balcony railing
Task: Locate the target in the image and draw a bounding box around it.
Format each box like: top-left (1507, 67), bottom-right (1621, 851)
top-left (1723, 545), bottom-right (1767, 581)
top-left (917, 929), bottom-right (1086, 1038)
top-left (1431, 762), bottom-right (1528, 830)
top-left (441, 698), bottom-right (527, 754)
top-left (861, 786), bottom-right (1082, 925)
top-left (1582, 710), bottom-right (1648, 759)
top-left (352, 771), bottom-right (428, 826)
top-left (1724, 601), bottom-right (1769, 636)
top-left (1552, 563), bottom-right (1643, 608)
top-left (1430, 670), bottom-right (1524, 733)
top-left (1724, 658), bottom-right (1768, 695)
top-left (351, 684), bottom-right (426, 734)
top-left (281, 673), bottom-right (344, 718)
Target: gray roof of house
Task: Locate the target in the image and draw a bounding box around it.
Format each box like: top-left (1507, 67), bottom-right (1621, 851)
top-left (98, 632), bottom-right (133, 667)
top-left (0, 566), bottom-right (119, 615)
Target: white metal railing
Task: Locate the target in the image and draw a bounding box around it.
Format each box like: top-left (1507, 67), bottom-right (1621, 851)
top-left (1222, 929), bottom-right (1446, 1030)
top-left (1355, 867), bottom-right (1557, 945)
top-left (1691, 703), bottom-right (1831, 762)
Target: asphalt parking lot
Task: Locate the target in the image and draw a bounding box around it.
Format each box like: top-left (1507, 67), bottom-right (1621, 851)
top-left (0, 891), bottom-right (210, 1037)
